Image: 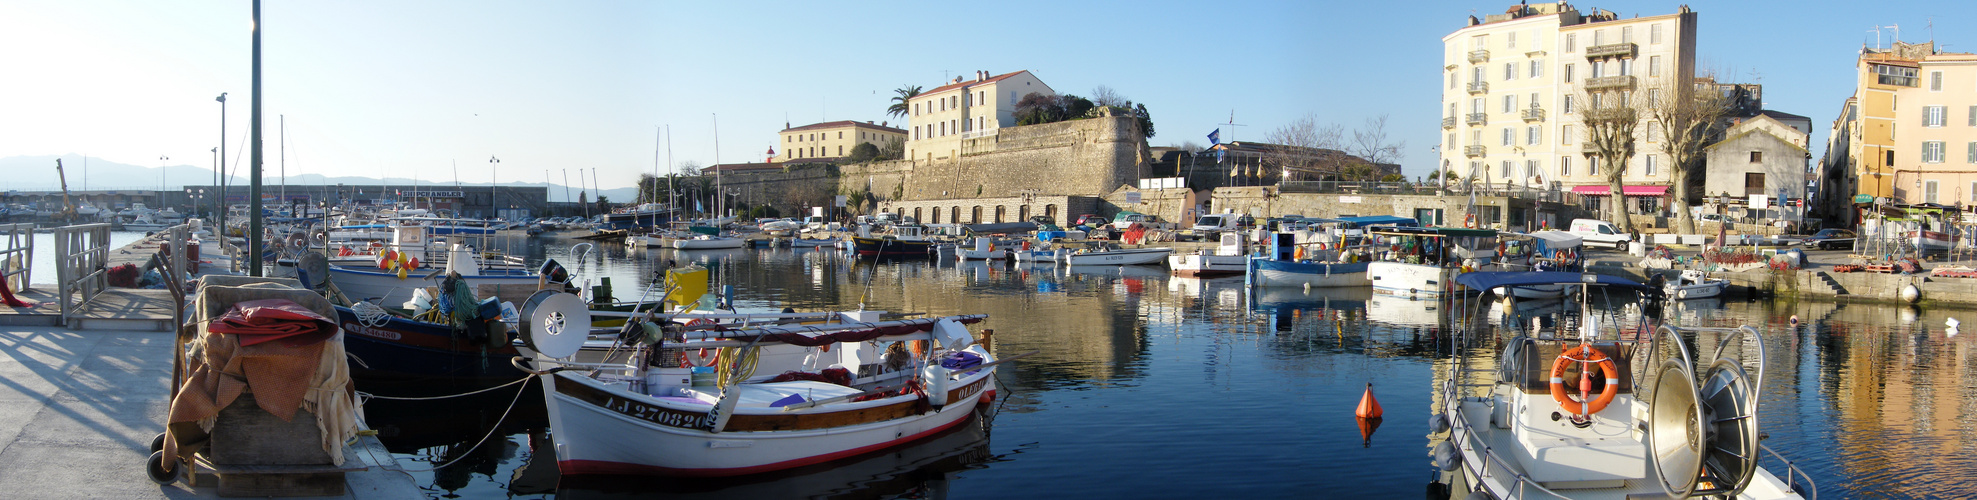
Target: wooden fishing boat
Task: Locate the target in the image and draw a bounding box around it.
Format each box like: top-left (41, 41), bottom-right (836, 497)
top-left (852, 224), bottom-right (936, 258)
top-left (523, 303), bottom-right (1005, 478)
top-left (1366, 226), bottom-right (1495, 299)
top-left (335, 303), bottom-right (523, 385)
top-left (1664, 269), bottom-right (1726, 300)
top-left (1436, 271), bottom-right (1815, 499)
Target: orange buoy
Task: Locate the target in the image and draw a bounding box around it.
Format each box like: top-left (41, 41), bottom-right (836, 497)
top-left (1356, 383), bottom-right (1383, 419)
top-left (1357, 414), bottom-right (1384, 448)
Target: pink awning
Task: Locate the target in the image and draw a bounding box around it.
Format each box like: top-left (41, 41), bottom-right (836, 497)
top-left (1571, 185), bottom-right (1669, 196)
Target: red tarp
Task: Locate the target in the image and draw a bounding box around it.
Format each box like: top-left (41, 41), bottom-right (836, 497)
top-left (206, 298), bottom-right (339, 347)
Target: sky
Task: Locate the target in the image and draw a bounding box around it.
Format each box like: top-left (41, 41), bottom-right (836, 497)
top-left (3, 0), bottom-right (1973, 193)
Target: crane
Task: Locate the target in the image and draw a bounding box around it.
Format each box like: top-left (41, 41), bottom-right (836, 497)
top-left (52, 159), bottom-right (77, 224)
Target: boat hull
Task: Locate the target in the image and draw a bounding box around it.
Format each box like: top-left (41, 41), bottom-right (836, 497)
top-left (1367, 261), bottom-right (1461, 298)
top-left (1911, 230), bottom-right (1956, 252)
top-left (544, 366), bottom-right (994, 477)
top-left (334, 306), bottom-right (523, 385)
top-left (1245, 258), bottom-right (1369, 287)
top-left (852, 237), bottom-right (934, 258)
top-left (1059, 248), bottom-right (1172, 266)
top-left (1169, 253), bottom-right (1247, 277)
top-left (327, 265), bottom-right (540, 306)
top-left (671, 237), bottom-right (746, 250)
top-left (1666, 282), bottom-right (1725, 300)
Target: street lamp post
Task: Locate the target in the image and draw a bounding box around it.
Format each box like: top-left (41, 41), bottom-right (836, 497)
top-left (216, 92), bottom-right (227, 240)
top-left (209, 147), bottom-right (217, 220)
top-left (489, 156), bottom-right (500, 220)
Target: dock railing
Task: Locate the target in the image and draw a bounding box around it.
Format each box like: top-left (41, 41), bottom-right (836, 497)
top-left (0, 223), bottom-right (34, 293)
top-left (53, 223), bottom-right (113, 322)
top-left (158, 223), bottom-right (192, 330)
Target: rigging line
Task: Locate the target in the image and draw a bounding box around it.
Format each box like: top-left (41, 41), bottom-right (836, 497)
top-left (374, 375), bottom-right (535, 473)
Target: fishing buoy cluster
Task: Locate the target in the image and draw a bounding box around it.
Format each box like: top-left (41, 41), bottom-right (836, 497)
top-left (375, 248), bottom-right (419, 280)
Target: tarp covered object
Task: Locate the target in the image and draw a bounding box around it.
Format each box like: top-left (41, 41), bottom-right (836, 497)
top-left (206, 298), bottom-right (339, 347)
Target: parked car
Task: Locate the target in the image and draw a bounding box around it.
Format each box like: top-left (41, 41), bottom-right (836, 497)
top-left (1075, 214), bottom-right (1109, 227)
top-left (1801, 228), bottom-right (1856, 250)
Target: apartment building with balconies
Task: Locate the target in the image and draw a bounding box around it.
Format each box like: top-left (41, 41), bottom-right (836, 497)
top-left (775, 120), bottom-right (906, 164)
top-left (1439, 2), bottom-right (1695, 216)
top-left (1841, 41), bottom-right (1977, 206)
top-left (903, 70), bottom-right (1054, 163)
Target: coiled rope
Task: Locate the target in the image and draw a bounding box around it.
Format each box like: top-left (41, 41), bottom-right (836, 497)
top-left (352, 301), bottom-right (393, 328)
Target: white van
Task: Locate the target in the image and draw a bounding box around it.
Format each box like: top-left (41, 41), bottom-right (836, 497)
top-left (1567, 218), bottom-right (1632, 249)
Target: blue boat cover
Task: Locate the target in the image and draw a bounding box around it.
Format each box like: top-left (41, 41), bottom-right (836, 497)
top-left (1336, 215), bottom-right (1418, 228)
top-left (1454, 271), bottom-right (1650, 292)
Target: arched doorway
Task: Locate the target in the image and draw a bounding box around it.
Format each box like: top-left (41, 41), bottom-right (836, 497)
top-left (971, 206), bottom-right (983, 223)
top-left (994, 206), bottom-right (1006, 223)
top-left (931, 206), bottom-right (942, 224)
top-left (1044, 204), bottom-right (1058, 225)
top-left (913, 207), bottom-right (922, 223)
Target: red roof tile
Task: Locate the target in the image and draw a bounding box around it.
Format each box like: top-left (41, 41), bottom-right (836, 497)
top-left (914, 71), bottom-right (1028, 100)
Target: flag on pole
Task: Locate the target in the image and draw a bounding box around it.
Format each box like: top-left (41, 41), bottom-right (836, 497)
top-left (1207, 129), bottom-right (1220, 145)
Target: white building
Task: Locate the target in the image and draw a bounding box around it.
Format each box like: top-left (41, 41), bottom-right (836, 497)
top-left (904, 70), bottom-right (1054, 163)
top-left (1438, 3), bottom-right (1696, 216)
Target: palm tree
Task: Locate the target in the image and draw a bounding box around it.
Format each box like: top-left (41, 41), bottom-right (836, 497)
top-left (886, 85), bottom-right (923, 120)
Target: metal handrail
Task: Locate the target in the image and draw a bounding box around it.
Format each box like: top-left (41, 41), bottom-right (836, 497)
top-left (1761, 443), bottom-right (1818, 500)
top-left (0, 223), bottom-right (34, 292)
top-left (1442, 384), bottom-right (1574, 499)
top-left (53, 223), bottom-right (113, 323)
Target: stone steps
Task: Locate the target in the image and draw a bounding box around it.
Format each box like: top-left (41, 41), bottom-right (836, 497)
top-left (1813, 271), bottom-right (1848, 295)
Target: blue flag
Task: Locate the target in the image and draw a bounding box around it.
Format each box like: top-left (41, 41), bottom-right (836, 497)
top-left (1217, 148), bottom-right (1225, 163)
top-left (1207, 128), bottom-right (1220, 145)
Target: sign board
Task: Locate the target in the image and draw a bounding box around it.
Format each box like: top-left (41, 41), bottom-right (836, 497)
top-left (1748, 194), bottom-right (1769, 210)
top-left (1125, 192), bottom-right (1142, 204)
top-left (1852, 194), bottom-right (1874, 204)
top-left (1137, 177), bottom-right (1185, 190)
top-left (1340, 196), bottom-right (1362, 204)
top-left (811, 206), bottom-right (824, 217)
top-left (833, 195), bottom-right (848, 207)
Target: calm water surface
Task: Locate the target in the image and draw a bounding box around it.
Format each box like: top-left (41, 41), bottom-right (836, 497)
top-left (354, 232), bottom-right (1971, 499)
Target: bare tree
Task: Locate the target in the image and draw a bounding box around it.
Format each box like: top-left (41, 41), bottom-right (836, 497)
top-left (677, 160), bottom-right (703, 177)
top-left (1577, 86), bottom-right (1644, 233)
top-left (1646, 74), bottom-right (1734, 234)
top-left (1348, 115), bottom-right (1407, 180)
top-left (1090, 85), bottom-right (1128, 108)
top-left (1262, 113), bottom-right (1346, 182)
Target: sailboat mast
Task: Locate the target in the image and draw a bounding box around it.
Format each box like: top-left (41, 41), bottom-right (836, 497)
top-left (713, 113), bottom-right (722, 219)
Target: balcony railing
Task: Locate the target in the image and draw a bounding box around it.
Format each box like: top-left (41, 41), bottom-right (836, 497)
top-left (1466, 113), bottom-right (1488, 126)
top-left (1583, 108), bottom-right (1637, 122)
top-left (960, 128), bottom-right (999, 140)
top-left (1442, 116), bottom-right (1456, 129)
top-left (1584, 75), bottom-right (1636, 91)
top-left (1521, 107), bottom-right (1546, 121)
top-left (1467, 81), bottom-right (1489, 94)
top-left (1585, 43), bottom-right (1637, 59)
top-left (1468, 50), bottom-right (1490, 64)
top-left (1464, 145), bottom-right (1487, 157)
top-left (1581, 142), bottom-right (1602, 154)
top-left (1876, 74), bottom-right (1917, 87)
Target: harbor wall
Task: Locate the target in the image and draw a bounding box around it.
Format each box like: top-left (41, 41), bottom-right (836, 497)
top-left (840, 114), bottom-right (1143, 206)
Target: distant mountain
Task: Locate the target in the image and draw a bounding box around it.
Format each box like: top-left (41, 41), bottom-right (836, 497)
top-left (0, 154), bottom-right (634, 203)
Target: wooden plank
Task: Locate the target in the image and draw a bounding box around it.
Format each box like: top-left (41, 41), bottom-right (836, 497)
top-left (69, 288), bottom-right (178, 320)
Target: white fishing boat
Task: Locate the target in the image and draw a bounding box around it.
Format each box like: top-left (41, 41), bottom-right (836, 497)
top-left (326, 240), bottom-right (537, 306)
top-left (1012, 249), bottom-right (1058, 263)
top-left (1435, 271), bottom-right (1815, 500)
top-left (788, 237), bottom-right (841, 248)
top-left (1366, 226), bottom-right (1495, 298)
top-left (1057, 242), bottom-right (1171, 266)
top-left (1500, 231), bottom-right (1585, 299)
top-left (1168, 233), bottom-right (1249, 277)
top-left (1663, 269), bottom-right (1726, 300)
top-left (955, 237), bottom-right (1007, 261)
top-left (671, 234), bottom-right (747, 250)
top-left (521, 299), bottom-right (1005, 478)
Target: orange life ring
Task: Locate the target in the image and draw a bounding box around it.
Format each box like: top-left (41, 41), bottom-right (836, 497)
top-left (1549, 344), bottom-right (1620, 416)
top-left (689, 348), bottom-right (718, 367)
top-left (1463, 214), bottom-right (1477, 229)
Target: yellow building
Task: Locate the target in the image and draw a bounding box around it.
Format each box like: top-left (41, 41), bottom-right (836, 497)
top-left (1846, 42), bottom-right (1977, 204)
top-left (774, 120), bottom-right (906, 163)
top-left (904, 70), bottom-right (1055, 163)
top-left (1438, 3), bottom-right (1695, 215)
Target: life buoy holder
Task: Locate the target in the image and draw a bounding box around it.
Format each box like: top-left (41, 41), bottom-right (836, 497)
top-left (1550, 344), bottom-right (1620, 416)
top-left (1463, 214), bottom-right (1477, 229)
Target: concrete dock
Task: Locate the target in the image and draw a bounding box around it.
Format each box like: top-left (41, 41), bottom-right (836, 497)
top-left (0, 231), bottom-right (423, 498)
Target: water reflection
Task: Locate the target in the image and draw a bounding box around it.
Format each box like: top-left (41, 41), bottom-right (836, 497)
top-left (349, 234), bottom-right (1977, 499)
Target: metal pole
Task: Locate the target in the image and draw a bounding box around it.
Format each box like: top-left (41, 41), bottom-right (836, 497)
top-left (216, 93), bottom-right (227, 240)
top-left (248, 0), bottom-right (265, 275)
top-left (490, 156), bottom-right (500, 220)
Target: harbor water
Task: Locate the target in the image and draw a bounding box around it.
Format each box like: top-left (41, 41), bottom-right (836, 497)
top-left (53, 231), bottom-right (1974, 498)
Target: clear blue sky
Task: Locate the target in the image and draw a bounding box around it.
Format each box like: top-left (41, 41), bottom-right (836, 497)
top-left (3, 0), bottom-right (1971, 191)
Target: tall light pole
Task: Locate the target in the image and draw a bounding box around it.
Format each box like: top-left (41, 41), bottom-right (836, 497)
top-left (216, 92), bottom-right (227, 241)
top-left (248, 0), bottom-right (265, 276)
top-left (489, 156), bottom-right (500, 220)
top-left (158, 156), bottom-right (169, 209)
top-left (209, 147), bottom-right (217, 220)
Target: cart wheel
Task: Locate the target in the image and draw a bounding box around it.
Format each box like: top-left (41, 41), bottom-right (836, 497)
top-left (145, 450), bottom-right (182, 484)
top-left (149, 432), bottom-right (167, 453)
